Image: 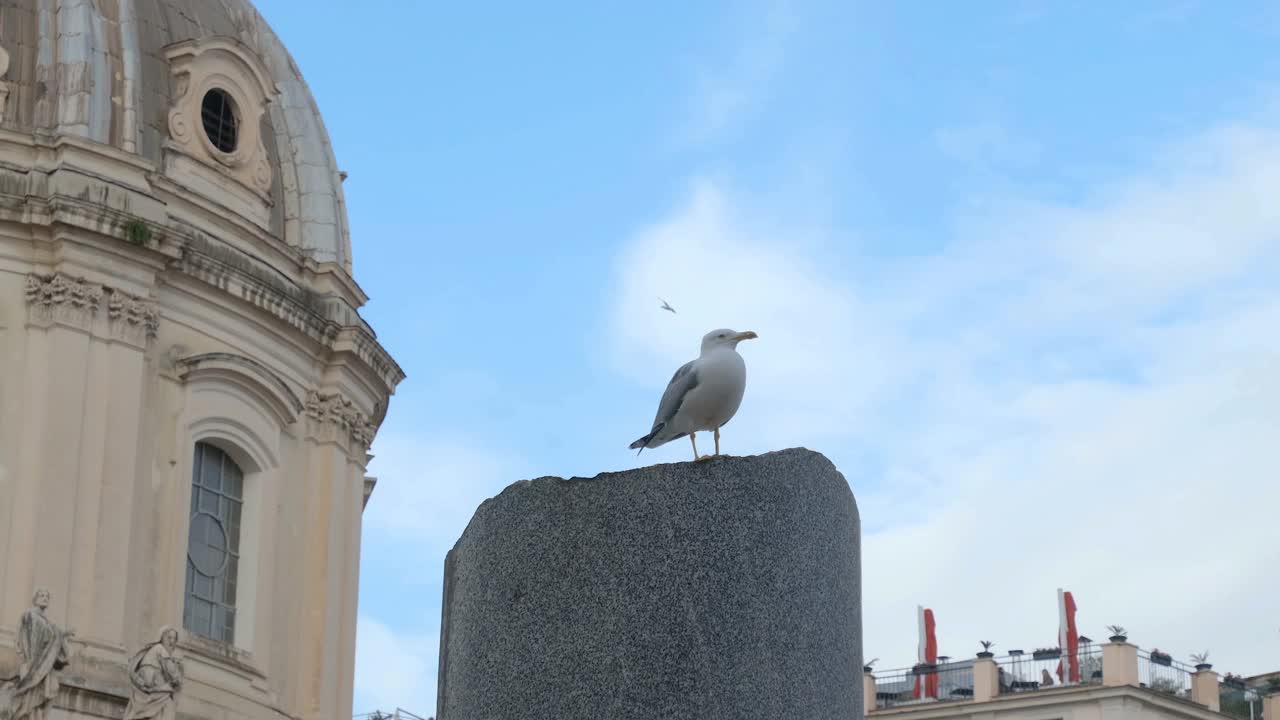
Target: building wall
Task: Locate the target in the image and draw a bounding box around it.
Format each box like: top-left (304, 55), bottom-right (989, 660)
top-left (0, 4), bottom-right (403, 715)
top-left (872, 686), bottom-right (1232, 720)
top-left (0, 94), bottom-right (399, 720)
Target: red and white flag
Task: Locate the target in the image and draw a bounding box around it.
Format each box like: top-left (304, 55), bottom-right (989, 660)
top-left (913, 606), bottom-right (940, 699)
top-left (1056, 589), bottom-right (1079, 683)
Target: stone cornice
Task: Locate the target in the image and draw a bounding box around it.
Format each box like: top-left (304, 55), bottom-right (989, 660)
top-left (171, 235), bottom-right (405, 394)
top-left (307, 261), bottom-right (369, 306)
top-left (337, 327), bottom-right (405, 399)
top-left (2, 129), bottom-right (306, 281)
top-left (175, 233), bottom-right (343, 343)
top-left (0, 130), bottom-right (404, 396)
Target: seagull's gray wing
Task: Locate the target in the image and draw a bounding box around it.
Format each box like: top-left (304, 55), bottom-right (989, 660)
top-left (629, 360), bottom-right (699, 450)
top-left (651, 360), bottom-right (698, 431)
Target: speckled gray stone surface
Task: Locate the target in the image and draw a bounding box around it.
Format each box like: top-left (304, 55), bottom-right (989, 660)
top-left (436, 448), bottom-right (862, 720)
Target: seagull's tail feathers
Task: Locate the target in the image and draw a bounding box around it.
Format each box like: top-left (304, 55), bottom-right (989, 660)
top-left (629, 423), bottom-right (666, 453)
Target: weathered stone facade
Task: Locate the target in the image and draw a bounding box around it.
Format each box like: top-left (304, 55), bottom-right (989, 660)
top-left (0, 2), bottom-right (402, 719)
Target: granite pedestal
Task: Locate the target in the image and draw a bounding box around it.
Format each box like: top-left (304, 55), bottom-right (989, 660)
top-left (436, 448), bottom-right (862, 720)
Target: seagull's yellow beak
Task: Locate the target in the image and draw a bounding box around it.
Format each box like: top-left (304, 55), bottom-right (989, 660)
top-left (734, 331), bottom-right (759, 341)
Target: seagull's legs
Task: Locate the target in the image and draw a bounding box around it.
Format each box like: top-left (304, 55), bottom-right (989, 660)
top-left (714, 427), bottom-right (721, 456)
top-left (691, 433), bottom-right (713, 462)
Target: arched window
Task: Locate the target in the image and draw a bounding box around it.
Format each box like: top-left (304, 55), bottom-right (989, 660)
top-left (183, 441), bottom-right (244, 643)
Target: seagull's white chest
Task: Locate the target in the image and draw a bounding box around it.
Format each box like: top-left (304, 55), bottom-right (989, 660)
top-left (681, 349), bottom-right (747, 431)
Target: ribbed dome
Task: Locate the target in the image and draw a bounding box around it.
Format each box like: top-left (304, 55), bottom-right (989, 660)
top-left (0, 0), bottom-right (351, 271)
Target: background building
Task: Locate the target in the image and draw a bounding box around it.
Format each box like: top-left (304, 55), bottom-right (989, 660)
top-left (0, 1), bottom-right (401, 718)
top-left (866, 640), bottom-right (1279, 720)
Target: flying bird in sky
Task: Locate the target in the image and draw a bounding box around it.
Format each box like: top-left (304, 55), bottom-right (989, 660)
top-left (630, 328), bottom-right (758, 461)
top-left (659, 297), bottom-right (676, 313)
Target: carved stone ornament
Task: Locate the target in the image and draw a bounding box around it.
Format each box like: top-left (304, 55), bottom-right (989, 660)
top-left (304, 391), bottom-right (376, 450)
top-left (122, 626), bottom-right (183, 720)
top-left (106, 288), bottom-right (162, 346)
top-left (1, 588), bottom-right (75, 720)
top-left (25, 273), bottom-right (158, 345)
top-left (25, 273), bottom-right (104, 329)
top-left (164, 38), bottom-right (276, 196)
top-left (0, 44), bottom-right (10, 122)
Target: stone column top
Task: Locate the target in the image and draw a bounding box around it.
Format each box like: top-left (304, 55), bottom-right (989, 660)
top-left (437, 448), bottom-right (863, 720)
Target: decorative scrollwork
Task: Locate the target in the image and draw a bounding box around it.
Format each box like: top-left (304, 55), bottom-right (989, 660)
top-left (164, 39), bottom-right (275, 197)
top-left (169, 108), bottom-right (192, 145)
top-left (253, 152), bottom-right (272, 192)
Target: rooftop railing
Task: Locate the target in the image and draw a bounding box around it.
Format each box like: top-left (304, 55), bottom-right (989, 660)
top-left (1138, 650), bottom-right (1193, 700)
top-left (1218, 684), bottom-right (1264, 720)
top-left (865, 637), bottom-right (1248, 715)
top-left (873, 661), bottom-right (976, 710)
top-left (996, 645), bottom-right (1104, 696)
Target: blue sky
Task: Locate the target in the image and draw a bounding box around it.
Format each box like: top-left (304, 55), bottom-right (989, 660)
top-left (254, 1), bottom-right (1280, 713)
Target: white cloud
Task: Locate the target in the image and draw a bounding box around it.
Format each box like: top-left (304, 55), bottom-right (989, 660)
top-left (609, 179), bottom-right (919, 456)
top-left (608, 120), bottom-right (1280, 675)
top-left (354, 615), bottom-right (438, 716)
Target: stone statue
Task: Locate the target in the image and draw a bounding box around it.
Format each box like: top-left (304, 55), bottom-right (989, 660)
top-left (1, 588), bottom-right (75, 720)
top-left (122, 626), bottom-right (183, 720)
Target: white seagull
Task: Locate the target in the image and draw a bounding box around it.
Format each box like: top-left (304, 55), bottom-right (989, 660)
top-left (630, 328), bottom-right (758, 461)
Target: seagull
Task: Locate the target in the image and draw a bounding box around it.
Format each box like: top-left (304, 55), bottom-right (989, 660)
top-left (629, 328), bottom-right (758, 461)
top-left (659, 297), bottom-right (676, 314)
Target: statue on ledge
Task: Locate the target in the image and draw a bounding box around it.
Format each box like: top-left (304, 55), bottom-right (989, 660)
top-left (122, 626), bottom-right (184, 720)
top-left (0, 588), bottom-right (75, 720)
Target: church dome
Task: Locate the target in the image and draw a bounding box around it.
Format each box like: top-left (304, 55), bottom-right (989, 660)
top-left (0, 0), bottom-right (351, 270)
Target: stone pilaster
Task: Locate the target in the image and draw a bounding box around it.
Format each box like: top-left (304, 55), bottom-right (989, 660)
top-left (292, 394), bottom-right (368, 719)
top-left (4, 273), bottom-right (156, 649)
